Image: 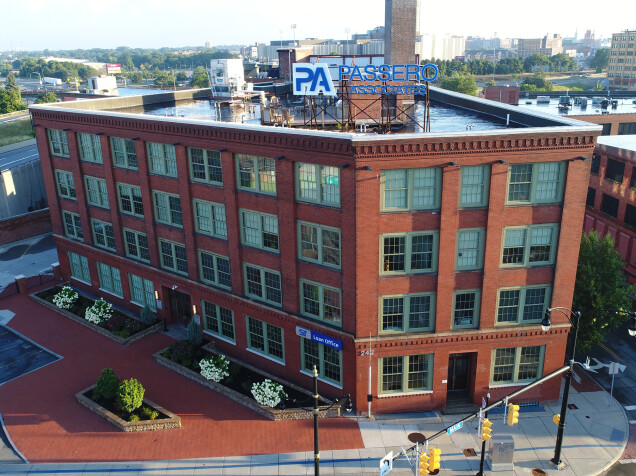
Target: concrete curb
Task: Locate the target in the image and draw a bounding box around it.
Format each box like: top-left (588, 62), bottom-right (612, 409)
top-left (0, 411), bottom-right (27, 464)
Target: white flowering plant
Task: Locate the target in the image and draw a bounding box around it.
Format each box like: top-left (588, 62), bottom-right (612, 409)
top-left (53, 286), bottom-right (78, 310)
top-left (84, 298), bottom-right (113, 325)
top-left (251, 379), bottom-right (287, 408)
top-left (199, 355), bottom-right (230, 382)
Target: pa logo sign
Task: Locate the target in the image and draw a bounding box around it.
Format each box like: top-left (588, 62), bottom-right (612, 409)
top-left (293, 64), bottom-right (337, 96)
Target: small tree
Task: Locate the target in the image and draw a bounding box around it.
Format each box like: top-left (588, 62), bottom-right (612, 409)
top-left (94, 368), bottom-right (120, 401)
top-left (4, 72), bottom-right (19, 92)
top-left (186, 317), bottom-right (203, 346)
top-left (117, 378), bottom-right (145, 413)
top-left (34, 92), bottom-right (58, 103)
top-left (140, 305), bottom-right (157, 325)
top-left (572, 231), bottom-right (634, 350)
top-left (439, 74), bottom-right (478, 96)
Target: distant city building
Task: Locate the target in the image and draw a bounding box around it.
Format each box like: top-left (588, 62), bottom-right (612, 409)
top-left (209, 58), bottom-right (247, 96)
top-left (205, 41), bottom-right (212, 49)
top-left (417, 34), bottom-right (465, 61)
top-left (607, 30), bottom-right (636, 90)
top-left (517, 34), bottom-right (563, 59)
top-left (241, 45), bottom-right (258, 59)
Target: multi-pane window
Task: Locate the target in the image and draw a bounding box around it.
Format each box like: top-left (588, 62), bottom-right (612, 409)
top-left (456, 228), bottom-right (485, 271)
top-left (459, 165), bottom-right (490, 207)
top-left (202, 300), bottom-right (235, 342)
top-left (298, 222), bottom-right (341, 268)
top-left (147, 142), bottom-right (177, 177)
top-left (507, 162), bottom-right (564, 204)
top-left (601, 193), bottom-right (619, 218)
top-left (128, 273), bottom-right (156, 310)
top-left (198, 250), bottom-right (231, 289)
top-left (240, 210), bottom-right (279, 252)
top-left (501, 225), bottom-right (558, 267)
top-left (300, 280), bottom-right (342, 326)
top-left (47, 129), bottom-right (69, 157)
top-left (586, 188), bottom-right (596, 208)
top-left (189, 148), bottom-right (222, 185)
top-left (111, 137), bottom-right (138, 170)
top-left (77, 133), bottom-right (103, 163)
top-left (153, 191), bottom-right (182, 227)
top-left (296, 163), bottom-right (340, 206)
top-left (84, 176), bottom-right (109, 208)
top-left (55, 170), bottom-right (76, 199)
top-left (381, 168), bottom-right (441, 211)
top-left (193, 199), bottom-right (227, 238)
top-left (453, 290), bottom-right (481, 328)
top-left (605, 158), bottom-right (626, 183)
top-left (380, 354), bottom-right (433, 393)
top-left (62, 211), bottom-right (83, 240)
top-left (123, 228), bottom-right (150, 263)
top-left (236, 154), bottom-right (276, 195)
top-left (625, 204), bottom-right (636, 229)
top-left (381, 232), bottom-right (439, 274)
top-left (91, 219), bottom-right (116, 251)
top-left (117, 183), bottom-right (144, 217)
top-left (244, 264), bottom-right (282, 306)
top-left (245, 316), bottom-right (284, 362)
top-left (68, 251), bottom-right (90, 283)
top-left (380, 293), bottom-right (435, 332)
top-left (301, 338), bottom-right (342, 385)
top-left (159, 239), bottom-right (188, 275)
top-left (491, 346), bottom-right (544, 384)
top-left (496, 286), bottom-right (551, 324)
top-left (97, 262), bottom-right (123, 297)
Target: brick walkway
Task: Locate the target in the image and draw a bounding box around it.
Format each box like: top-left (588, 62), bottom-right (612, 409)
top-left (0, 292), bottom-right (363, 463)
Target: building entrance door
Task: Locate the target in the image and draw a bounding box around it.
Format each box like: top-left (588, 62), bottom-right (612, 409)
top-left (169, 289), bottom-right (192, 326)
top-left (447, 353), bottom-right (470, 392)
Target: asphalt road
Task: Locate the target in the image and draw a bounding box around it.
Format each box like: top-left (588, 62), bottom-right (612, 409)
top-left (0, 143), bottom-right (38, 170)
top-left (580, 321), bottom-right (636, 474)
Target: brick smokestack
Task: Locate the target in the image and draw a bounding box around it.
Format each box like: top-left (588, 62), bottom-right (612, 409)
top-left (384, 0), bottom-right (418, 64)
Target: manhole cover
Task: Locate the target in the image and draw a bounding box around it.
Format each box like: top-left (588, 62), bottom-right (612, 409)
top-left (463, 448), bottom-right (477, 457)
top-left (408, 432), bottom-right (426, 443)
top-left (532, 469), bottom-right (546, 476)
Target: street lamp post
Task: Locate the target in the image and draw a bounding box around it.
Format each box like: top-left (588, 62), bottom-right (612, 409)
top-left (541, 307), bottom-right (636, 468)
top-left (282, 365), bottom-right (352, 476)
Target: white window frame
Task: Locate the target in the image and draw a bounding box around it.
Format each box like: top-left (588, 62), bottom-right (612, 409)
top-left (243, 263), bottom-right (282, 306)
top-left (153, 191), bottom-right (183, 227)
top-left (91, 219), bottom-right (116, 251)
top-left (48, 129), bottom-right (69, 157)
top-left (117, 183), bottom-right (144, 218)
top-left (491, 345), bottom-right (545, 385)
top-left (506, 162), bottom-right (565, 205)
top-left (455, 228), bottom-right (486, 271)
top-left (379, 293), bottom-right (436, 333)
top-left (452, 290), bottom-right (481, 329)
top-left (55, 170), bottom-right (76, 200)
top-left (193, 199), bottom-right (227, 238)
top-left (128, 273), bottom-right (156, 310)
top-left (147, 142), bottom-right (177, 177)
top-left (379, 354), bottom-right (434, 394)
top-left (68, 251), bottom-right (90, 283)
top-left (459, 165), bottom-right (490, 208)
top-left (300, 338), bottom-right (342, 386)
top-left (381, 168), bottom-right (442, 211)
top-left (84, 176), bottom-right (109, 208)
top-left (198, 250), bottom-right (231, 289)
top-left (97, 262), bottom-right (123, 297)
top-left (77, 132), bottom-right (103, 163)
top-left (62, 210), bottom-right (83, 241)
top-left (111, 137), bottom-right (138, 170)
top-left (496, 285), bottom-right (552, 325)
top-left (239, 209), bottom-right (279, 252)
top-left (297, 221), bottom-right (341, 269)
top-left (380, 231), bottom-right (439, 275)
top-left (158, 239), bottom-right (188, 275)
top-left (236, 154), bottom-right (277, 195)
top-left (123, 228), bottom-right (150, 263)
top-left (501, 224), bottom-right (559, 267)
top-left (295, 163), bottom-right (340, 207)
top-left (299, 279), bottom-right (342, 326)
top-left (245, 316), bottom-right (285, 363)
top-left (189, 148), bottom-right (222, 185)
top-left (201, 299), bottom-right (235, 343)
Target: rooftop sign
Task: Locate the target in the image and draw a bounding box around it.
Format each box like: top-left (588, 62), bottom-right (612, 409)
top-left (293, 63), bottom-right (439, 96)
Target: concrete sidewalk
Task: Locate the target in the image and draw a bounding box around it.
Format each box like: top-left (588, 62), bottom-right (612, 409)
top-left (0, 383), bottom-right (628, 475)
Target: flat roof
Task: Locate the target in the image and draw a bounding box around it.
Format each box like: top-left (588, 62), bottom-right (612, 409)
top-left (596, 135), bottom-right (636, 159)
top-left (29, 87), bottom-right (601, 140)
top-left (518, 96), bottom-right (636, 117)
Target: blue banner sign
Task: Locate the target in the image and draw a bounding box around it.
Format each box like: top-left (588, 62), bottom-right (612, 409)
top-left (447, 421), bottom-right (463, 435)
top-left (296, 326), bottom-right (342, 350)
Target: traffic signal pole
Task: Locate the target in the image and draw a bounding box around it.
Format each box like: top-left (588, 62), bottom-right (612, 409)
top-left (476, 394), bottom-right (490, 476)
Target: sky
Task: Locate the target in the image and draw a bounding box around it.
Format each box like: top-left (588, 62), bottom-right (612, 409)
top-left (1, 0), bottom-right (627, 52)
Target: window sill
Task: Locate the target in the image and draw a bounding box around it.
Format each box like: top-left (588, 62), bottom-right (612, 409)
top-left (245, 348), bottom-right (285, 366)
top-left (489, 382), bottom-right (529, 389)
top-left (295, 199), bottom-right (340, 209)
top-left (236, 188), bottom-right (277, 198)
top-left (203, 331), bottom-right (236, 346)
top-left (130, 300), bottom-right (155, 311)
top-left (300, 370), bottom-right (342, 389)
top-left (113, 165), bottom-right (139, 172)
top-left (377, 390), bottom-right (433, 398)
top-left (119, 212), bottom-right (146, 220)
top-left (194, 231), bottom-right (228, 241)
top-left (99, 288), bottom-right (124, 300)
top-left (191, 179), bottom-right (223, 187)
top-left (70, 277), bottom-right (91, 286)
top-left (148, 172), bottom-right (178, 179)
top-left (241, 243), bottom-right (280, 255)
top-left (155, 222), bottom-right (184, 230)
top-left (297, 258), bottom-right (341, 272)
top-left (199, 280), bottom-right (232, 292)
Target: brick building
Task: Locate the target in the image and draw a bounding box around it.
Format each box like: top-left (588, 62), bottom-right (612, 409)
top-left (585, 136), bottom-right (636, 284)
top-left (608, 30), bottom-right (636, 91)
top-left (30, 88), bottom-right (600, 414)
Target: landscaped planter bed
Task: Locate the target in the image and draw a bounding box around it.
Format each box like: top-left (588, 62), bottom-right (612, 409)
top-left (153, 342), bottom-right (341, 421)
top-left (31, 285), bottom-right (163, 346)
top-left (76, 385), bottom-right (181, 432)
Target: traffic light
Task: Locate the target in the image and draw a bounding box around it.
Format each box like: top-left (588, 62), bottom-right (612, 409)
top-left (507, 403), bottom-right (520, 426)
top-left (481, 418), bottom-right (493, 441)
top-left (429, 448), bottom-right (441, 471)
top-left (553, 414), bottom-right (561, 425)
top-left (419, 451), bottom-right (429, 474)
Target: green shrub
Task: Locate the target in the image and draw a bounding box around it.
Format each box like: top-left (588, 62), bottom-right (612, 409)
top-left (128, 413), bottom-right (140, 422)
top-left (117, 378), bottom-right (145, 413)
top-left (141, 407), bottom-right (159, 420)
top-left (186, 318), bottom-right (203, 346)
top-left (94, 368), bottom-right (120, 401)
top-left (140, 305), bottom-right (157, 325)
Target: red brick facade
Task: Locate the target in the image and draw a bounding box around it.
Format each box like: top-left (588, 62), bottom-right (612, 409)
top-left (30, 94), bottom-right (599, 414)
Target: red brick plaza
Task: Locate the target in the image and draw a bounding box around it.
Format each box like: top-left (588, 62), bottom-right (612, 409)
top-left (0, 291), bottom-right (363, 463)
top-left (30, 87), bottom-right (600, 415)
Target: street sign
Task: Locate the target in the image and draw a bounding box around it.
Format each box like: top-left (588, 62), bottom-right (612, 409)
top-left (482, 397), bottom-right (486, 408)
top-left (379, 451), bottom-right (393, 476)
top-left (572, 370), bottom-right (581, 384)
top-left (447, 421), bottom-right (463, 435)
top-left (608, 361), bottom-right (626, 375)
